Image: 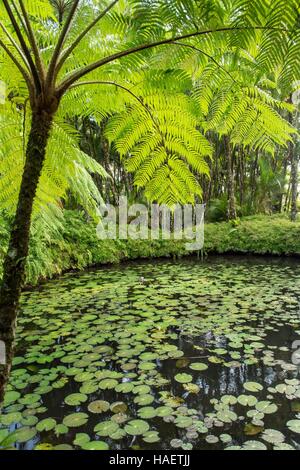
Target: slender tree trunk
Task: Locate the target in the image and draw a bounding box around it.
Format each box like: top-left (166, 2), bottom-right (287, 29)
top-left (285, 98), bottom-right (298, 222)
top-left (0, 108), bottom-right (54, 404)
top-left (225, 136), bottom-right (237, 220)
top-left (290, 143), bottom-right (298, 222)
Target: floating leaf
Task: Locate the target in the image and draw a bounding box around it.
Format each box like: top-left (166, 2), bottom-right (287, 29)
top-left (216, 410), bottom-right (238, 424)
top-left (134, 394), bottom-right (154, 406)
top-left (138, 407), bottom-right (157, 419)
top-left (143, 431), bottom-right (160, 443)
top-left (125, 420), bottom-right (150, 436)
top-left (73, 433), bottom-right (90, 446)
top-left (64, 393), bottom-right (87, 406)
top-left (115, 382), bottom-right (134, 393)
top-left (261, 429), bottom-right (285, 444)
top-left (206, 435), bottom-right (219, 444)
top-left (156, 406), bottom-right (173, 417)
top-left (256, 401), bottom-right (278, 414)
top-left (238, 395), bottom-right (258, 407)
top-left (244, 423), bottom-right (263, 436)
top-left (1, 427), bottom-right (37, 446)
top-left (63, 413), bottom-right (88, 428)
top-left (242, 440), bottom-right (267, 450)
top-left (3, 391), bottom-right (21, 406)
top-left (174, 415), bottom-right (193, 428)
top-left (110, 402), bottom-right (128, 414)
top-left (94, 421), bottom-right (119, 437)
top-left (189, 363), bottom-right (208, 371)
top-left (82, 441), bottom-right (109, 450)
top-left (88, 400), bottom-right (110, 414)
top-left (286, 419), bottom-right (300, 434)
top-left (175, 373), bottom-right (193, 384)
top-left (36, 418), bottom-right (57, 432)
top-left (243, 382), bottom-right (263, 393)
top-left (99, 379), bottom-right (118, 390)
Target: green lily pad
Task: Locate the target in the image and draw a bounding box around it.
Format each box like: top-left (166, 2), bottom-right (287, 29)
top-left (63, 413), bottom-right (89, 428)
top-left (189, 362), bottom-right (208, 371)
top-left (255, 401), bottom-right (278, 414)
top-left (216, 410), bottom-right (238, 424)
top-left (143, 431), bottom-right (160, 443)
top-left (287, 419), bottom-right (300, 434)
top-left (36, 418), bottom-right (57, 432)
top-left (124, 419), bottom-right (150, 436)
top-left (54, 424), bottom-right (69, 436)
top-left (134, 394), bottom-right (154, 406)
top-left (73, 433), bottom-right (90, 446)
top-left (3, 391), bottom-right (21, 406)
top-left (237, 394), bottom-right (258, 406)
top-left (174, 415), bottom-right (193, 428)
top-left (261, 429), bottom-right (285, 444)
top-left (138, 406), bottom-right (157, 419)
top-left (243, 382), bottom-right (263, 393)
top-left (156, 406), bottom-right (173, 417)
top-left (64, 393), bottom-right (88, 406)
top-left (242, 440), bottom-right (267, 450)
top-left (1, 427), bottom-right (37, 446)
top-left (94, 421), bottom-right (119, 437)
top-left (99, 378), bottom-right (118, 390)
top-left (115, 382), bottom-right (134, 393)
top-left (88, 400), bottom-right (110, 414)
top-left (82, 441), bottom-right (109, 450)
top-left (175, 373), bottom-right (193, 384)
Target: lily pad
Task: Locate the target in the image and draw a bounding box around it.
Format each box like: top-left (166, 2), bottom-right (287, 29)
top-left (286, 419), bottom-right (300, 434)
top-left (261, 429), bottom-right (285, 444)
top-left (189, 362), bottom-right (208, 371)
top-left (255, 401), bottom-right (278, 414)
top-left (82, 441), bottom-right (109, 450)
top-left (36, 418), bottom-right (57, 432)
top-left (63, 413), bottom-right (89, 428)
top-left (243, 382), bottom-right (263, 393)
top-left (124, 419), bottom-right (150, 436)
top-left (237, 395), bottom-right (258, 407)
top-left (88, 400), bottom-right (110, 414)
top-left (64, 393), bottom-right (87, 406)
top-left (94, 421), bottom-right (119, 437)
top-left (143, 431), bottom-right (160, 443)
top-left (175, 373), bottom-right (193, 384)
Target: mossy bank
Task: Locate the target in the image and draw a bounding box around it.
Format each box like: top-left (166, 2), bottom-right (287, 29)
top-left (0, 211), bottom-right (300, 286)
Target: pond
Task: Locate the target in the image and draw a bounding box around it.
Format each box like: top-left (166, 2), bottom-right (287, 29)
top-left (1, 256), bottom-right (300, 451)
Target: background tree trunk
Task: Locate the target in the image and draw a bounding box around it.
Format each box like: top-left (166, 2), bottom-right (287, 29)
top-left (290, 143), bottom-right (298, 222)
top-left (0, 108), bottom-right (54, 404)
top-left (225, 136), bottom-right (237, 220)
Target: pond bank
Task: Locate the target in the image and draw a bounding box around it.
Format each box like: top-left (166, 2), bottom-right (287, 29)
top-left (1, 211), bottom-right (300, 286)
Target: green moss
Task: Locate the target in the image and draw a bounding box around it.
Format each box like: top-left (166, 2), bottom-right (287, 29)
top-left (0, 211), bottom-right (299, 286)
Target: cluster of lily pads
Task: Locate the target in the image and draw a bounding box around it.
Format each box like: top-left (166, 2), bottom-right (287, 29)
top-left (0, 258), bottom-right (300, 450)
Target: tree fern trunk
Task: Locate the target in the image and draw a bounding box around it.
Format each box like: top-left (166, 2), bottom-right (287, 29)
top-left (0, 109), bottom-right (54, 405)
top-left (225, 136), bottom-right (237, 220)
top-left (290, 143), bottom-right (298, 222)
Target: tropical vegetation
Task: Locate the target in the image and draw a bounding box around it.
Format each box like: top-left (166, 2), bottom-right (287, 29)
top-left (0, 0), bottom-right (300, 452)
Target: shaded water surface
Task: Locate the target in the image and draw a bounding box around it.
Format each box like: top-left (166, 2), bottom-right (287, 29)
top-left (1, 256), bottom-right (300, 450)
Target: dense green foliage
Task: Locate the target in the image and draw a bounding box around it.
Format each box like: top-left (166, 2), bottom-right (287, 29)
top-left (1, 211), bottom-right (299, 285)
top-left (0, 0), bottom-right (299, 212)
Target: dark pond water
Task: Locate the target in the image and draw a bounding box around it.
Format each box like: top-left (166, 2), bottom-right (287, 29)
top-left (1, 256), bottom-right (300, 450)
